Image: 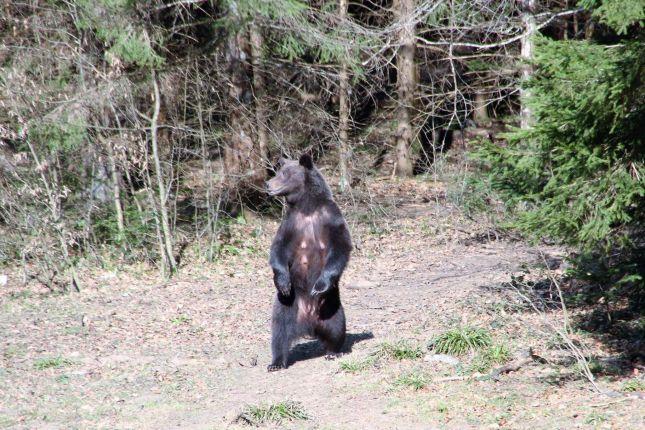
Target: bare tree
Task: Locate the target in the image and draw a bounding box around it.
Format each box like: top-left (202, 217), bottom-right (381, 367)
top-left (150, 71), bottom-right (177, 274)
top-left (520, 0), bottom-right (536, 129)
top-left (338, 0), bottom-right (352, 192)
top-left (105, 137), bottom-right (125, 236)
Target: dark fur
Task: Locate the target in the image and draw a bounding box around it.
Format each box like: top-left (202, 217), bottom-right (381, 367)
top-left (265, 154), bottom-right (352, 371)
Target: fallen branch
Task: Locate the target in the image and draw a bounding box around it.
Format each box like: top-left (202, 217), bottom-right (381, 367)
top-left (432, 348), bottom-right (546, 383)
top-left (432, 375), bottom-right (470, 382)
top-left (488, 348), bottom-right (547, 382)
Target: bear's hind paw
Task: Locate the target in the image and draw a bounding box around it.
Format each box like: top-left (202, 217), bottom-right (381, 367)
top-left (324, 352), bottom-right (344, 361)
top-left (267, 363), bottom-right (285, 372)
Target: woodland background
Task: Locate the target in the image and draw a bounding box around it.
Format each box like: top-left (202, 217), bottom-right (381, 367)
top-left (0, 1), bottom-right (644, 428)
top-left (0, 0), bottom-right (643, 315)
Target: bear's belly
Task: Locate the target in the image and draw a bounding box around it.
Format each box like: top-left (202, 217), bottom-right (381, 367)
top-left (290, 246), bottom-right (324, 291)
top-left (296, 295), bottom-right (319, 325)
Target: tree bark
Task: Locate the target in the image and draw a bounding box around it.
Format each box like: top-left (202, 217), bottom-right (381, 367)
top-left (338, 0), bottom-right (351, 192)
top-left (394, 0), bottom-right (416, 177)
top-left (150, 71), bottom-right (177, 274)
top-left (105, 139), bottom-right (125, 236)
top-left (473, 91), bottom-right (489, 125)
top-left (250, 20), bottom-right (268, 183)
top-left (585, 13), bottom-right (595, 40)
top-left (520, 0), bottom-right (536, 130)
top-left (224, 16), bottom-right (263, 190)
top-left (108, 101), bottom-right (144, 217)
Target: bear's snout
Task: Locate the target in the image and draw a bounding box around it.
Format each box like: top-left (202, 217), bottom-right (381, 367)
top-left (265, 179), bottom-right (282, 196)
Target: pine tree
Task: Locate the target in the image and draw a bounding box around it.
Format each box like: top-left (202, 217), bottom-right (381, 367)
top-left (478, 0), bottom-right (644, 288)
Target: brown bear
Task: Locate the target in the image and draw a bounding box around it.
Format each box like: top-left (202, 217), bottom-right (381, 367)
top-left (265, 154), bottom-right (352, 371)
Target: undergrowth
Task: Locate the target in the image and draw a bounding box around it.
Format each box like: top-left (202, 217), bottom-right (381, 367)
top-left (374, 340), bottom-right (424, 360)
top-left (237, 401), bottom-right (309, 426)
top-left (34, 356), bottom-right (73, 370)
top-left (430, 326), bottom-right (492, 355)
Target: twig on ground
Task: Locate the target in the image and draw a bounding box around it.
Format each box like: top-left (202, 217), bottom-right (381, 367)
top-left (488, 348), bottom-right (546, 381)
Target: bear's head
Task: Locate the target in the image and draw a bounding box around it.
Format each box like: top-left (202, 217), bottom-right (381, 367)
top-left (266, 154), bottom-right (330, 204)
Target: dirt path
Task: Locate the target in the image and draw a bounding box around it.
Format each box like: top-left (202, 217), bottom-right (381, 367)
top-left (1, 184), bottom-right (642, 429)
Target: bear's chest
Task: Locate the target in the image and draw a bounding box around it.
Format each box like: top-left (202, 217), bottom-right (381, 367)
top-left (288, 214), bottom-right (327, 279)
top-left (292, 237), bottom-right (326, 266)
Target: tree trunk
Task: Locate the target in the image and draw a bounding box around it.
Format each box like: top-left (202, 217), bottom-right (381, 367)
top-left (394, 0), bottom-right (416, 177)
top-left (573, 13), bottom-right (579, 39)
top-left (250, 20), bottom-right (268, 183)
top-left (105, 139), bottom-right (125, 236)
top-left (585, 14), bottom-right (595, 40)
top-left (520, 0), bottom-right (536, 130)
top-left (108, 101), bottom-right (144, 216)
top-left (473, 91), bottom-right (489, 125)
top-left (224, 17), bottom-right (262, 190)
top-left (150, 71), bottom-right (177, 274)
top-left (563, 0), bottom-right (569, 40)
top-left (338, 0), bottom-right (351, 192)
top-left (100, 108), bottom-right (125, 236)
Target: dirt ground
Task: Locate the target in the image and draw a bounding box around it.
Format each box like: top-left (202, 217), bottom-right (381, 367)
top-left (1, 178), bottom-right (643, 429)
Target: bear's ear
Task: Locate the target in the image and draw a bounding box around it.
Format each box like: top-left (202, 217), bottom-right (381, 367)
top-left (299, 154), bottom-right (313, 170)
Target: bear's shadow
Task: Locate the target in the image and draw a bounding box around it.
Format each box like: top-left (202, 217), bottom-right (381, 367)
top-left (288, 331), bottom-right (374, 365)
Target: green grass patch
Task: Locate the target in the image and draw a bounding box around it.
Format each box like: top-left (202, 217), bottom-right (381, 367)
top-left (170, 314), bottom-right (190, 324)
top-left (375, 340), bottom-right (424, 360)
top-left (584, 411), bottom-right (608, 425)
top-left (56, 374), bottom-right (71, 384)
top-left (430, 326), bottom-right (492, 355)
top-left (237, 401), bottom-right (309, 426)
top-left (469, 343), bottom-right (512, 373)
top-left (622, 377), bottom-right (645, 392)
top-left (576, 357), bottom-right (622, 376)
top-left (339, 356), bottom-right (377, 373)
top-left (393, 370), bottom-right (429, 391)
top-left (340, 340), bottom-right (422, 373)
top-left (34, 356), bottom-right (73, 370)
top-left (436, 401), bottom-right (449, 414)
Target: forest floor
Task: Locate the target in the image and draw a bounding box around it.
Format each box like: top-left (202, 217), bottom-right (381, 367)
top-left (1, 174), bottom-right (643, 429)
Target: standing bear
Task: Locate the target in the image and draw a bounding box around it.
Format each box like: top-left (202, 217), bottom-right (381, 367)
top-left (265, 154), bottom-right (352, 371)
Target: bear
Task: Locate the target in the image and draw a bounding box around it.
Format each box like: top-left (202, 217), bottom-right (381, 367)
top-left (265, 154), bottom-right (352, 371)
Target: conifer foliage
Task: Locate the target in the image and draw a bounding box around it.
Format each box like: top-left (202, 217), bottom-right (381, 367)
top-left (478, 0), bottom-right (644, 286)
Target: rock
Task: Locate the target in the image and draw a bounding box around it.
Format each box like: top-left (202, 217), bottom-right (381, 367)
top-left (0, 274), bottom-right (7, 287)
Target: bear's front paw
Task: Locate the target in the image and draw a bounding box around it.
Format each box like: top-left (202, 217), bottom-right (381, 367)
top-left (277, 282), bottom-right (291, 296)
top-left (274, 273), bottom-right (291, 296)
top-left (311, 278), bottom-right (329, 297)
